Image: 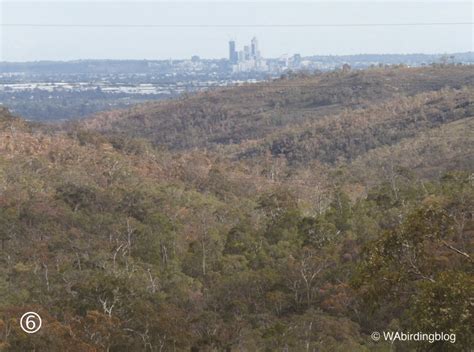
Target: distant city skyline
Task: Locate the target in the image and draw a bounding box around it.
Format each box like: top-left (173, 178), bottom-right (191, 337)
top-left (1, 1), bottom-right (472, 61)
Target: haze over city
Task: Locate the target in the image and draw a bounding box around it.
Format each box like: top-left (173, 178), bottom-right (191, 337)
top-left (1, 1), bottom-right (472, 61)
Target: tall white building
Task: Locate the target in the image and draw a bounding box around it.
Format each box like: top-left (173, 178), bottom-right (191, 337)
top-left (230, 37), bottom-right (267, 73)
top-left (251, 37), bottom-right (260, 60)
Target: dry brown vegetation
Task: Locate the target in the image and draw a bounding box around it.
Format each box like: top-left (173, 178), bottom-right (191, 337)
top-left (81, 66), bottom-right (473, 151)
top-left (0, 66), bottom-right (472, 351)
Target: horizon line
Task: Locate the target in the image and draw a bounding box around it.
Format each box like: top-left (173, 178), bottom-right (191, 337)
top-left (2, 22), bottom-right (473, 28)
top-left (1, 51), bottom-right (473, 64)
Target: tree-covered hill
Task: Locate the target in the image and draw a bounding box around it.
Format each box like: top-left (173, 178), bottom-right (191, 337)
top-left (81, 66), bottom-right (473, 152)
top-left (0, 66), bottom-right (473, 351)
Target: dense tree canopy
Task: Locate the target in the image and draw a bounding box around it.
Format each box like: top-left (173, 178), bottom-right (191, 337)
top-left (0, 66), bottom-right (473, 351)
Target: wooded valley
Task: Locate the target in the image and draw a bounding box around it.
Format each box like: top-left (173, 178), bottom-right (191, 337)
top-left (0, 65), bottom-right (472, 351)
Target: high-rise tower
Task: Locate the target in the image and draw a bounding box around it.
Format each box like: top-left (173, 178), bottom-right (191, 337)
top-left (251, 37), bottom-right (259, 59)
top-left (244, 45), bottom-right (250, 60)
top-left (229, 40), bottom-right (238, 63)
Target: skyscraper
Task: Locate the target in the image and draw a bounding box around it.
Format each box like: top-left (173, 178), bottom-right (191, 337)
top-left (251, 37), bottom-right (259, 59)
top-left (228, 37), bottom-right (267, 73)
top-left (244, 45), bottom-right (250, 61)
top-left (229, 40), bottom-right (238, 64)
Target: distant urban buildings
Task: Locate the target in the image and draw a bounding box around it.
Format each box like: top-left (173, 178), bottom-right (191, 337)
top-left (229, 37), bottom-right (268, 73)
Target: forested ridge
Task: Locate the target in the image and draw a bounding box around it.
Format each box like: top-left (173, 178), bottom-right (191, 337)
top-left (0, 65), bottom-right (473, 351)
top-left (82, 66), bottom-right (473, 152)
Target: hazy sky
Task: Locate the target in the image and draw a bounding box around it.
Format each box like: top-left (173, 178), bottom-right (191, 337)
top-left (1, 1), bottom-right (472, 61)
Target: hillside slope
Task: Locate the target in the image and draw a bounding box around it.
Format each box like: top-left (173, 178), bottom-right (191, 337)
top-left (1, 106), bottom-right (473, 351)
top-left (0, 66), bottom-right (473, 351)
top-left (82, 66), bottom-right (473, 152)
